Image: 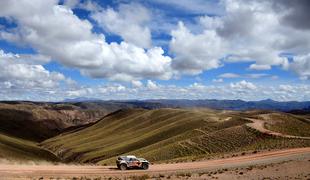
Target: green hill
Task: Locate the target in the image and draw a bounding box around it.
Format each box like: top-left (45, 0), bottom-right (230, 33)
top-left (0, 133), bottom-right (59, 163)
top-left (258, 113), bottom-right (310, 137)
top-left (41, 108), bottom-right (310, 165)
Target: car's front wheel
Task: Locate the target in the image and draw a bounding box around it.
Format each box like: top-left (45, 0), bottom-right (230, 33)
top-left (119, 163), bottom-right (127, 170)
top-left (142, 163), bottom-right (149, 170)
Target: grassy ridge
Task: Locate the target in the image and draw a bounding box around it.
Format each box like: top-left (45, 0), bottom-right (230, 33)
top-left (42, 108), bottom-right (214, 163)
top-left (0, 133), bottom-right (59, 162)
top-left (41, 108), bottom-right (310, 165)
top-left (262, 113), bottom-right (310, 137)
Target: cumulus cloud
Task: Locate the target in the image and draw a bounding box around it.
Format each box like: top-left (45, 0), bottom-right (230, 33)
top-left (80, 43), bottom-right (172, 81)
top-left (220, 0), bottom-right (310, 69)
top-left (170, 21), bottom-right (224, 75)
top-left (131, 80), bottom-right (143, 88)
top-left (0, 0), bottom-right (172, 82)
top-left (230, 80), bottom-right (256, 90)
top-left (146, 80), bottom-right (158, 90)
top-left (289, 53), bottom-right (310, 80)
top-left (249, 64), bottom-right (271, 70)
top-left (279, 85), bottom-right (296, 93)
top-left (57, 82), bottom-right (310, 101)
top-left (169, 0), bottom-right (310, 78)
top-left (91, 3), bottom-right (152, 48)
top-left (0, 50), bottom-right (67, 90)
top-left (1, 0), bottom-right (309, 83)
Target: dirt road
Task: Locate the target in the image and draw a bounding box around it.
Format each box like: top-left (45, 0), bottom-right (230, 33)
top-left (245, 118), bottom-right (310, 140)
top-left (0, 147), bottom-right (309, 178)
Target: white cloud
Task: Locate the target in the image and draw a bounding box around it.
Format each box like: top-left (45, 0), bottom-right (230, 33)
top-left (59, 82), bottom-right (310, 101)
top-left (0, 49), bottom-right (67, 89)
top-left (0, 70), bottom-right (309, 101)
top-left (91, 3), bottom-right (152, 48)
top-left (170, 21), bottom-right (224, 75)
top-left (279, 85), bottom-right (296, 93)
top-left (218, 73), bottom-right (240, 78)
top-left (289, 53), bottom-right (310, 80)
top-left (146, 80), bottom-right (158, 90)
top-left (168, 0), bottom-right (310, 79)
top-left (199, 16), bottom-right (223, 30)
top-left (131, 80), bottom-right (143, 88)
top-left (63, 0), bottom-right (80, 8)
top-left (219, 0), bottom-right (309, 71)
top-left (249, 64), bottom-right (271, 70)
top-left (0, 0), bottom-right (105, 68)
top-left (80, 43), bottom-right (172, 81)
top-left (0, 0), bottom-right (172, 82)
top-left (76, 0), bottom-right (101, 11)
top-left (102, 84), bottom-right (126, 93)
top-left (230, 80), bottom-right (257, 90)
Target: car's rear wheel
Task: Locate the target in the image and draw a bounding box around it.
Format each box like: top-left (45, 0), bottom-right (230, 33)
top-left (120, 164), bottom-right (127, 171)
top-left (142, 163), bottom-right (149, 170)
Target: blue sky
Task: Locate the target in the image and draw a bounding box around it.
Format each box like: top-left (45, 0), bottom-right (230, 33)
top-left (0, 0), bottom-right (309, 101)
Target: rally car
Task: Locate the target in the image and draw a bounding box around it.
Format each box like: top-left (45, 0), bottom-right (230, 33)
top-left (116, 155), bottom-right (149, 170)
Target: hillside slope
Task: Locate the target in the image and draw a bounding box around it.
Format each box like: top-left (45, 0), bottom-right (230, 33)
top-left (0, 133), bottom-right (59, 163)
top-left (0, 102), bottom-right (109, 141)
top-left (0, 101), bottom-right (164, 163)
top-left (41, 108), bottom-right (310, 165)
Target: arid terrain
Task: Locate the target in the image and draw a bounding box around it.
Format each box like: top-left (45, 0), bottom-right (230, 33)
top-left (0, 147), bottom-right (309, 179)
top-left (0, 101), bottom-right (309, 179)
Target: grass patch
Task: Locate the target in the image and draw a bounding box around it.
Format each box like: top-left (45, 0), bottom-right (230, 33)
top-left (0, 133), bottom-right (59, 162)
top-left (263, 113), bottom-right (310, 137)
top-left (41, 108), bottom-right (310, 165)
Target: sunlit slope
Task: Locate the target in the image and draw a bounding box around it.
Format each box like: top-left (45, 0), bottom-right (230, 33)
top-left (41, 108), bottom-right (310, 164)
top-left (0, 133), bottom-right (59, 162)
top-left (257, 113), bottom-right (310, 137)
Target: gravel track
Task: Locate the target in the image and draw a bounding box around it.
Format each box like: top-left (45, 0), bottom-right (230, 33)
top-left (0, 147), bottom-right (309, 178)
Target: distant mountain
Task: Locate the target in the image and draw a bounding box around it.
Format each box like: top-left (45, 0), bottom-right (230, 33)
top-left (60, 98), bottom-right (310, 112)
top-left (144, 99), bottom-right (310, 111)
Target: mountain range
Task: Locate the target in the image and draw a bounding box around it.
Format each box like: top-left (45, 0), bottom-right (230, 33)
top-left (62, 98), bottom-right (310, 112)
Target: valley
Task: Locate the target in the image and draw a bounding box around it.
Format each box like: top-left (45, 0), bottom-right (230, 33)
top-left (0, 101), bottom-right (309, 179)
